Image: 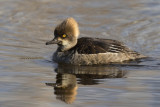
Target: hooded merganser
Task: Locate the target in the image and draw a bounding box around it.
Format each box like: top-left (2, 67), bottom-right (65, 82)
top-left (46, 17), bottom-right (146, 65)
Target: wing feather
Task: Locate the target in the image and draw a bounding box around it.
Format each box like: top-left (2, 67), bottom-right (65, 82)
top-left (72, 37), bottom-right (137, 54)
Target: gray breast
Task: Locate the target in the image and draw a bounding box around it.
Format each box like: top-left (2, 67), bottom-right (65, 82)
top-left (53, 50), bottom-right (76, 64)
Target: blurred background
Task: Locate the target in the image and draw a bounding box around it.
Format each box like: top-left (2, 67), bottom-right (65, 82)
top-left (0, 0), bottom-right (160, 107)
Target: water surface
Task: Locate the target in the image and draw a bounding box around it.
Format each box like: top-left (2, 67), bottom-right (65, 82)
top-left (0, 0), bottom-right (160, 107)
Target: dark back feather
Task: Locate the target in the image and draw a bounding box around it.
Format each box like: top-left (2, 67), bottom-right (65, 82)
top-left (70, 37), bottom-right (137, 54)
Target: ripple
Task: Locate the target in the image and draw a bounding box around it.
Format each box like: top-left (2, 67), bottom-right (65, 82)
top-left (0, 0), bottom-right (160, 107)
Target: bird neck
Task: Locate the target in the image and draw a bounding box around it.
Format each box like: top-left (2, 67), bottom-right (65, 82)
top-left (58, 39), bottom-right (77, 52)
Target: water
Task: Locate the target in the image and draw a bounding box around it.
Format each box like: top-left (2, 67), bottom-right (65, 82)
top-left (0, 0), bottom-right (160, 107)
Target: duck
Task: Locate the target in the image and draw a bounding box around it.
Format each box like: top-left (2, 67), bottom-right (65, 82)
top-left (46, 17), bottom-right (146, 65)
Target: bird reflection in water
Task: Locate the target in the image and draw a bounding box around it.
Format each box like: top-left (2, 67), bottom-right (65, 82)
top-left (46, 73), bottom-right (77, 104)
top-left (46, 64), bottom-right (127, 104)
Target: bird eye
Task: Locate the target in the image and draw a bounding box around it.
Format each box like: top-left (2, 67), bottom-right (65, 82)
top-left (62, 34), bottom-right (67, 38)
